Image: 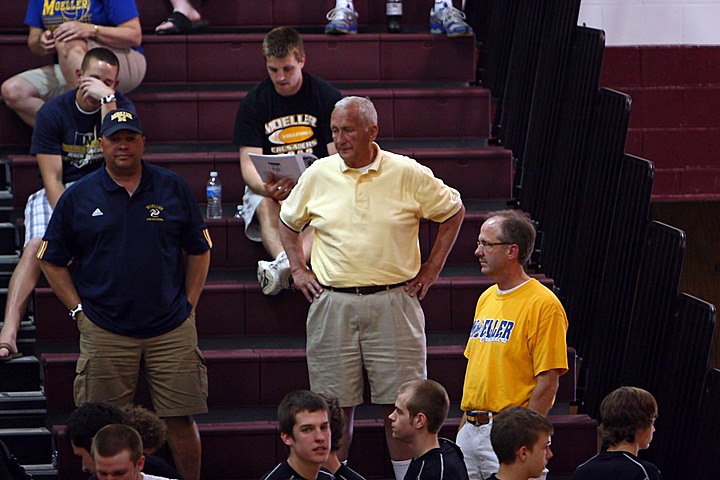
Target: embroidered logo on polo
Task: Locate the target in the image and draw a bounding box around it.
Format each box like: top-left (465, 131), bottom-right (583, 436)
top-left (91, 208), bottom-right (103, 217)
top-left (146, 204), bottom-right (164, 221)
top-left (469, 317), bottom-right (515, 343)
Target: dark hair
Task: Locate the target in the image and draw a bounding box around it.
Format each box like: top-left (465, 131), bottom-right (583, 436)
top-left (66, 402), bottom-right (127, 452)
top-left (91, 424), bottom-right (143, 463)
top-left (599, 386), bottom-right (658, 449)
top-left (490, 407), bottom-right (553, 464)
top-left (278, 390), bottom-right (329, 437)
top-left (398, 379), bottom-right (449, 434)
top-left (262, 27), bottom-right (304, 62)
top-left (320, 395), bottom-right (345, 451)
top-left (488, 210), bottom-right (536, 265)
top-left (121, 404), bottom-right (167, 455)
top-left (81, 47), bottom-right (120, 72)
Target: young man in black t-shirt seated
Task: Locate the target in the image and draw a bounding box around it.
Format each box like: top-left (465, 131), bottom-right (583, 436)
top-left (232, 27), bottom-right (341, 296)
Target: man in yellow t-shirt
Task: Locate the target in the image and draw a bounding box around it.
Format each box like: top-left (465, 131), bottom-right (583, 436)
top-left (280, 96), bottom-right (465, 480)
top-left (457, 210), bottom-right (568, 480)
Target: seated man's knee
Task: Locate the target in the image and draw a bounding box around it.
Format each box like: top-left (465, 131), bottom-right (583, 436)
top-left (257, 197), bottom-right (280, 223)
top-left (1, 76), bottom-right (38, 107)
top-left (56, 39), bottom-right (87, 64)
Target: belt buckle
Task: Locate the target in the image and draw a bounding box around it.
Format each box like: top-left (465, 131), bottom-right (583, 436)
top-left (467, 411), bottom-right (491, 426)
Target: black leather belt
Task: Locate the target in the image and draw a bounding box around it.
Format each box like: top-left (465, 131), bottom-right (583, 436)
top-left (466, 411), bottom-right (495, 426)
top-left (322, 282), bottom-right (406, 295)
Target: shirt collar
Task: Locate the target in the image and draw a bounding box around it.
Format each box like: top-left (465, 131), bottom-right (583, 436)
top-left (100, 160), bottom-right (150, 192)
top-left (339, 142), bottom-right (383, 173)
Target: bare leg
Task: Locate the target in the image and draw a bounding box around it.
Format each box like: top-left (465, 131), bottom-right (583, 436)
top-left (164, 416), bottom-right (201, 480)
top-left (55, 39), bottom-right (86, 88)
top-left (0, 76), bottom-right (45, 127)
top-left (380, 404), bottom-right (413, 461)
top-left (0, 238), bottom-right (43, 358)
top-left (170, 0), bottom-right (201, 20)
top-left (336, 406), bottom-right (356, 462)
top-left (257, 197), bottom-right (284, 259)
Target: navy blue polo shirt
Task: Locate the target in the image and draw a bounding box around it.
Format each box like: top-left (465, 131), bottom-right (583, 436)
top-left (39, 162), bottom-right (211, 338)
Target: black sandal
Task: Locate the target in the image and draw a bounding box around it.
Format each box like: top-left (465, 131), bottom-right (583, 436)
top-left (155, 11), bottom-right (209, 35)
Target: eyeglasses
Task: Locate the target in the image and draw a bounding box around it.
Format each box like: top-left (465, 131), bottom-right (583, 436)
top-left (477, 241), bottom-right (512, 249)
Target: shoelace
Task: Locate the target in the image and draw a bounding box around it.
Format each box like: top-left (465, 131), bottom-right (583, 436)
top-left (439, 6), bottom-right (467, 26)
top-left (325, 7), bottom-right (355, 21)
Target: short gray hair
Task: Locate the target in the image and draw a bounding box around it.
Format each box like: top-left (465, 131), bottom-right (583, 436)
top-left (335, 96), bottom-right (378, 130)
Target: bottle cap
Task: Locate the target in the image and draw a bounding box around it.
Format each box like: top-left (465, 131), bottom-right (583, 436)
top-left (210, 171), bottom-right (218, 177)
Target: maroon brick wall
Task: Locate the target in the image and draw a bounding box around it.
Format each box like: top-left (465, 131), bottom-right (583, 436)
top-left (600, 46), bottom-right (720, 200)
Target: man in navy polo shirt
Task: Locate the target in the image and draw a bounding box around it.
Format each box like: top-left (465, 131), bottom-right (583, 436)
top-left (37, 109), bottom-right (211, 480)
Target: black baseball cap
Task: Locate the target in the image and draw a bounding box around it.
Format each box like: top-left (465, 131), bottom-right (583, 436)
top-left (100, 109), bottom-right (143, 137)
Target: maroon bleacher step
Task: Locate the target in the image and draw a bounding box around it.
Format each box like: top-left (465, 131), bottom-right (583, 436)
top-left (40, 345), bottom-right (576, 413)
top-left (33, 274), bottom-right (486, 342)
top-left (135, 87), bottom-right (490, 143)
top-left (1, 85), bottom-right (490, 146)
top-left (0, 0), bottom-right (467, 32)
top-left (207, 202), bottom-right (490, 269)
top-left (41, 347), bottom-right (462, 413)
top-left (0, 32), bottom-right (475, 87)
top-left (143, 33), bottom-right (475, 85)
top-left (139, 0), bottom-right (467, 31)
top-left (8, 147), bottom-right (511, 210)
top-left (33, 267), bottom-right (553, 343)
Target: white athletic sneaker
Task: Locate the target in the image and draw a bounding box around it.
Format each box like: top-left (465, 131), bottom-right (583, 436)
top-left (324, 6), bottom-right (359, 34)
top-left (430, 3), bottom-right (474, 37)
top-left (257, 251), bottom-right (292, 296)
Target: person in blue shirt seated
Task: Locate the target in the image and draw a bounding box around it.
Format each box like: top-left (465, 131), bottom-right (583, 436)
top-left (1, 0), bottom-right (145, 127)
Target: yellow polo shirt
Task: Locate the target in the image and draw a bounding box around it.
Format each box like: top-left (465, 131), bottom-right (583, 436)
top-left (280, 144), bottom-right (462, 287)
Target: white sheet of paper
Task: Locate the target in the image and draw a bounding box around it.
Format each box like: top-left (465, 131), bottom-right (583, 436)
top-left (249, 152), bottom-right (316, 183)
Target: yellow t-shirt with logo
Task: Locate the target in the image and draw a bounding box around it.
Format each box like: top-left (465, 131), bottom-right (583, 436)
top-left (461, 278), bottom-right (569, 413)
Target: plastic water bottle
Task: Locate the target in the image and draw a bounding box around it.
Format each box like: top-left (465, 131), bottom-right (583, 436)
top-left (386, 0), bottom-right (402, 33)
top-left (206, 171), bottom-right (222, 218)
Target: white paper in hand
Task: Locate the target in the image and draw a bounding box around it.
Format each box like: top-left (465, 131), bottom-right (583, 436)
top-left (249, 152), bottom-right (317, 183)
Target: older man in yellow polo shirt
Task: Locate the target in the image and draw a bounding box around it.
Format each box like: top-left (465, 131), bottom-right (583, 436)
top-left (279, 96), bottom-right (465, 480)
